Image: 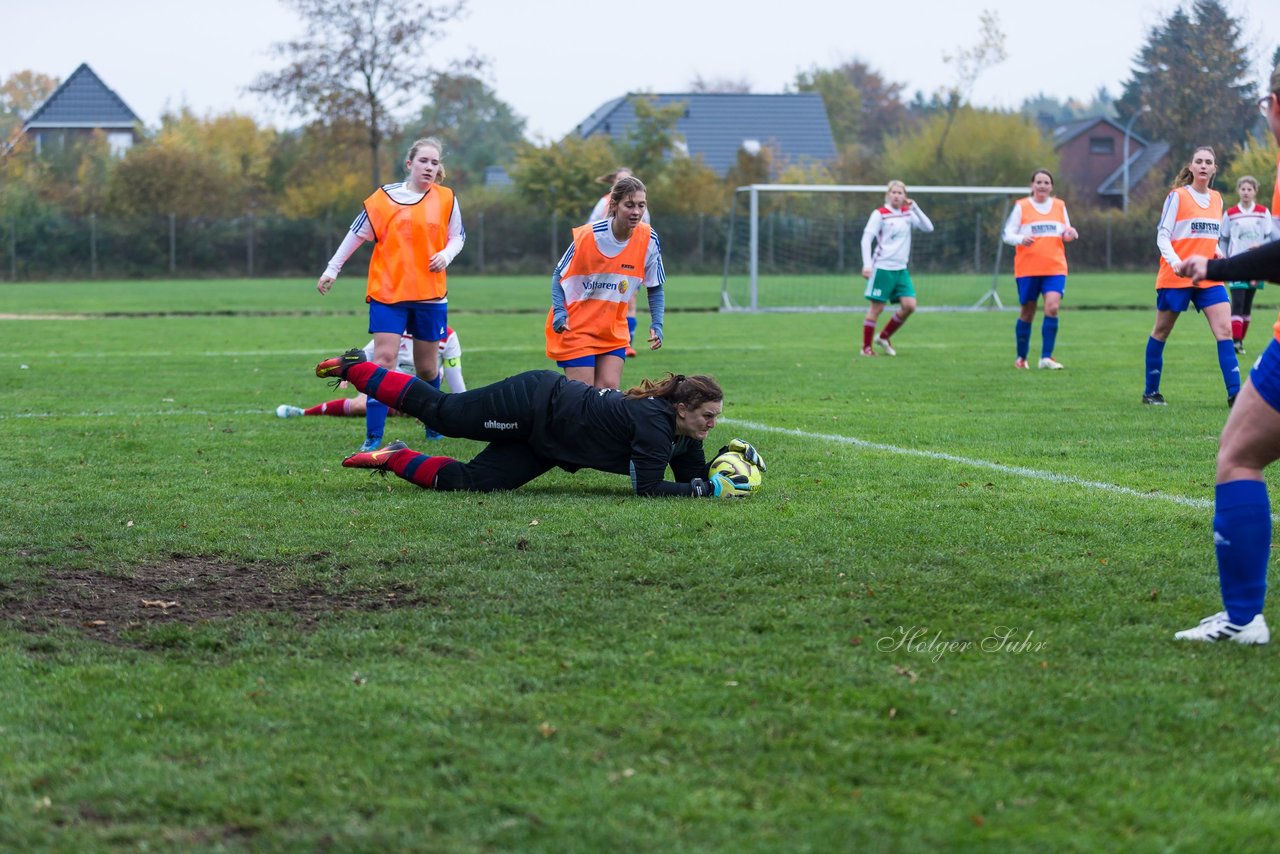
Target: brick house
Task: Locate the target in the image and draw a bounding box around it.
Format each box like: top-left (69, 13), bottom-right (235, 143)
top-left (1053, 116), bottom-right (1170, 208)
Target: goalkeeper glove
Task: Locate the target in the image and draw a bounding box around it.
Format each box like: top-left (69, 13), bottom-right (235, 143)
top-left (719, 438), bottom-right (766, 472)
top-left (709, 471), bottom-right (753, 498)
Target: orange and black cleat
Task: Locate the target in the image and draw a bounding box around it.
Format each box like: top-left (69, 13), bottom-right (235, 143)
top-left (342, 440), bottom-right (410, 472)
top-left (315, 348), bottom-right (368, 384)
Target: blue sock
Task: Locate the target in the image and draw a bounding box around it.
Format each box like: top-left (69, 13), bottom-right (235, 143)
top-left (1215, 479), bottom-right (1271, 625)
top-left (1217, 339), bottom-right (1241, 396)
top-left (1041, 316), bottom-right (1059, 359)
top-left (429, 372), bottom-right (442, 391)
top-left (1144, 337), bottom-right (1165, 394)
top-left (365, 397), bottom-right (389, 443)
top-left (627, 316), bottom-right (637, 345)
top-left (1015, 319), bottom-right (1031, 359)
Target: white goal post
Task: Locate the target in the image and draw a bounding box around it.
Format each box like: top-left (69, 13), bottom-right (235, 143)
top-left (721, 184), bottom-right (1029, 312)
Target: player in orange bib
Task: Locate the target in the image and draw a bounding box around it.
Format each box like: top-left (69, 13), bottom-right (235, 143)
top-left (1171, 66), bottom-right (1280, 644)
top-left (1141, 146), bottom-right (1237, 407)
top-left (316, 137), bottom-right (465, 451)
top-left (547, 174), bottom-right (666, 389)
top-left (1003, 169), bottom-right (1079, 370)
top-left (589, 167), bottom-right (652, 358)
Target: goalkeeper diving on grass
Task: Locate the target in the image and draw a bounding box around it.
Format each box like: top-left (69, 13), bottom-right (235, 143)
top-left (315, 349), bottom-right (765, 497)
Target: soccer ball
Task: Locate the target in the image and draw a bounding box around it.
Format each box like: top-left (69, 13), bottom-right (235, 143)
top-left (709, 450), bottom-right (763, 490)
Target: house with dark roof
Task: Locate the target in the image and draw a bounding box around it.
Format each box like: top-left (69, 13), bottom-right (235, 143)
top-left (575, 93), bottom-right (837, 178)
top-left (22, 63), bottom-right (141, 157)
top-left (1053, 116), bottom-right (1170, 208)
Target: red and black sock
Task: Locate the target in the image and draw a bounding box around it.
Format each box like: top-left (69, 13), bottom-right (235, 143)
top-left (347, 363), bottom-right (414, 411)
top-left (390, 451), bottom-right (458, 489)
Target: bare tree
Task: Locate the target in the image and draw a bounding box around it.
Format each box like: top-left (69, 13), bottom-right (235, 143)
top-left (249, 0), bottom-right (479, 188)
top-left (935, 9), bottom-right (1007, 164)
top-left (689, 74), bottom-right (752, 94)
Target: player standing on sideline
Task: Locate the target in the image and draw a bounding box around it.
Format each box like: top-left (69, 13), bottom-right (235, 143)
top-left (1172, 68), bottom-right (1280, 644)
top-left (316, 348), bottom-right (766, 497)
top-left (1221, 176), bottom-right (1276, 354)
top-left (276, 328), bottom-right (466, 418)
top-left (858, 180), bottom-right (933, 357)
top-left (589, 167), bottom-right (652, 358)
top-left (1141, 146), bottom-right (1238, 407)
top-left (1003, 169), bottom-right (1079, 370)
top-left (548, 175), bottom-right (666, 389)
top-left (316, 137), bottom-right (465, 450)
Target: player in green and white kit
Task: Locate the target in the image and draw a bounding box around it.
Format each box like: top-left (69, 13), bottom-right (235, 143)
top-left (859, 180), bottom-right (934, 356)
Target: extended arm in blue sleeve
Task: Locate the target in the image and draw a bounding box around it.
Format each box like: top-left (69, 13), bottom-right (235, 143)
top-left (646, 284), bottom-right (665, 340)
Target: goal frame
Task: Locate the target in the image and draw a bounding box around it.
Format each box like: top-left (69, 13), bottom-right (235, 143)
top-left (721, 183), bottom-right (1029, 312)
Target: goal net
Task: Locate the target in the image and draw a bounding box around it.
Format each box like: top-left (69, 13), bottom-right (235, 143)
top-left (720, 184), bottom-right (1028, 311)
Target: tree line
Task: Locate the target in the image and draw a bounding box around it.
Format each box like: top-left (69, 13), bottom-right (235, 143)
top-left (0, 0), bottom-right (1275, 276)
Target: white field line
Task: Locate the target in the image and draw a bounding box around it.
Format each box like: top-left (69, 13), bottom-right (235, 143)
top-left (1, 344), bottom-right (766, 359)
top-left (0, 407), bottom-right (1219, 513)
top-left (720, 417), bottom-right (1215, 511)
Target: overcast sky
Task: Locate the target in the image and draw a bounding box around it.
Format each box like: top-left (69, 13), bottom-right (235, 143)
top-left (5, 0), bottom-right (1277, 140)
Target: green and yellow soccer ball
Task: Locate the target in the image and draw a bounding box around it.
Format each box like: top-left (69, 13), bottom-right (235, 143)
top-left (709, 450), bottom-right (763, 491)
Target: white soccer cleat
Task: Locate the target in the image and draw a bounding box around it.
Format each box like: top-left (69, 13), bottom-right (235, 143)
top-left (276, 404), bottom-right (305, 418)
top-left (874, 335), bottom-right (897, 356)
top-left (1038, 357), bottom-right (1064, 370)
top-left (1174, 611), bottom-right (1269, 644)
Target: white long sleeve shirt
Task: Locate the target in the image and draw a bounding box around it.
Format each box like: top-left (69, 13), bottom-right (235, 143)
top-left (1220, 201), bottom-right (1276, 258)
top-left (860, 204), bottom-right (933, 271)
top-left (1002, 197), bottom-right (1073, 245)
top-left (1156, 186), bottom-right (1215, 267)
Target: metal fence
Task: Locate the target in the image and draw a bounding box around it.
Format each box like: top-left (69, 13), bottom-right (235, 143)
top-left (1, 211), bottom-right (733, 281)
top-left (2, 206), bottom-right (1162, 282)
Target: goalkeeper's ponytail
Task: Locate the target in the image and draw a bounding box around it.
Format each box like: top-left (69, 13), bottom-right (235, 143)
top-left (624, 372), bottom-right (723, 409)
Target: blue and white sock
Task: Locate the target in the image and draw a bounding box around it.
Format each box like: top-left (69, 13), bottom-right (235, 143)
top-left (1217, 339), bottom-right (1241, 396)
top-left (1215, 479), bottom-right (1271, 625)
top-left (1015, 319), bottom-right (1031, 360)
top-left (1145, 337), bottom-right (1165, 395)
top-left (1041, 316), bottom-right (1059, 359)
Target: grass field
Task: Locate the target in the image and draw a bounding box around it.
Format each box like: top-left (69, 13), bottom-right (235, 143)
top-left (4, 274), bottom-right (1280, 850)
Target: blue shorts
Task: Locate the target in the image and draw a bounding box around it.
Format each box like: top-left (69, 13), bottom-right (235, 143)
top-left (1016, 275), bottom-right (1066, 305)
top-left (1156, 285), bottom-right (1228, 314)
top-left (557, 348), bottom-right (627, 368)
top-left (369, 300), bottom-right (447, 341)
top-left (1249, 336), bottom-right (1280, 413)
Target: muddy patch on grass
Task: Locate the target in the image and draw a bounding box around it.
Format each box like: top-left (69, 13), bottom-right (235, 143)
top-left (3, 556), bottom-right (433, 646)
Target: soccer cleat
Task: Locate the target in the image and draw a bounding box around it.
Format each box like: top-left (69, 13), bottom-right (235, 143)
top-left (1228, 394), bottom-right (1238, 408)
top-left (424, 426), bottom-right (443, 441)
top-left (874, 335), bottom-right (897, 356)
top-left (1142, 392), bottom-right (1167, 406)
top-left (1174, 611), bottom-right (1269, 644)
top-left (860, 346), bottom-right (876, 357)
top-left (357, 435), bottom-right (383, 453)
top-left (625, 346), bottom-right (638, 358)
top-left (1038, 357), bottom-right (1064, 370)
top-left (343, 440), bottom-right (410, 471)
top-left (1234, 340), bottom-right (1246, 354)
top-left (315, 348), bottom-right (368, 380)
top-left (1014, 357), bottom-right (1029, 370)
top-left (276, 404), bottom-right (304, 418)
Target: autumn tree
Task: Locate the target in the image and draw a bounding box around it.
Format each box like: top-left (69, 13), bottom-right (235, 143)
top-left (249, 0), bottom-right (480, 190)
top-left (0, 70), bottom-right (59, 141)
top-left (881, 107), bottom-right (1056, 188)
top-left (508, 134), bottom-right (617, 221)
top-left (1116, 0), bottom-right (1257, 167)
top-left (401, 73), bottom-right (526, 192)
top-left (610, 96), bottom-right (688, 186)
